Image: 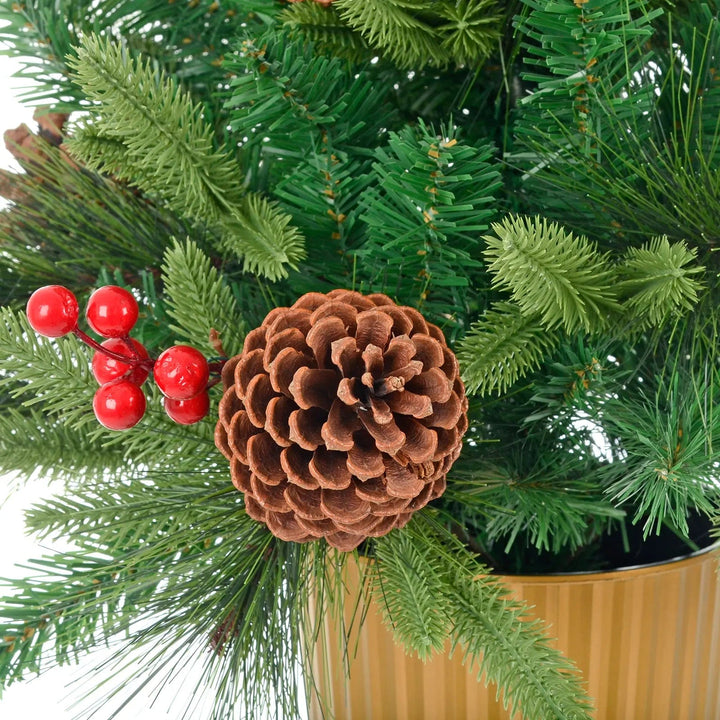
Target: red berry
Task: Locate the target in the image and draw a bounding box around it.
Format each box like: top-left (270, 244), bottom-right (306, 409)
top-left (154, 345), bottom-right (209, 400)
top-left (92, 338), bottom-right (150, 386)
top-left (26, 285), bottom-right (79, 337)
top-left (93, 380), bottom-right (146, 430)
top-left (86, 286), bottom-right (139, 338)
top-left (164, 391), bottom-right (210, 425)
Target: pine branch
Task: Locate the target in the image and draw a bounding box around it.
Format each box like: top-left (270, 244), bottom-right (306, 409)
top-left (484, 215), bottom-right (620, 334)
top-left (357, 121), bottom-right (501, 334)
top-left (0, 0), bottom-right (256, 111)
top-left (457, 302), bottom-right (559, 396)
top-left (378, 513), bottom-right (594, 720)
top-left (0, 407), bottom-right (128, 484)
top-left (273, 150), bottom-right (373, 294)
top-left (334, 0), bottom-right (502, 69)
top-left (161, 238), bottom-right (246, 358)
top-left (223, 28), bottom-right (390, 161)
top-left (67, 33), bottom-right (246, 224)
top-left (482, 473), bottom-right (623, 555)
top-left (67, 33), bottom-right (305, 282)
top-left (0, 307), bottom-right (95, 428)
top-left (514, 0), bottom-right (660, 146)
top-left (373, 526), bottom-right (451, 661)
top-left (219, 194), bottom-right (306, 282)
top-left (618, 236), bottom-right (705, 328)
top-left (281, 2), bottom-right (373, 64)
top-left (1, 464), bottom-right (312, 720)
top-left (335, 0), bottom-right (450, 69)
top-left (602, 371), bottom-right (720, 537)
top-left (0, 145), bottom-right (181, 302)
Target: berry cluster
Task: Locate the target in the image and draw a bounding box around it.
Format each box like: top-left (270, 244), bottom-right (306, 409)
top-left (26, 285), bottom-right (214, 430)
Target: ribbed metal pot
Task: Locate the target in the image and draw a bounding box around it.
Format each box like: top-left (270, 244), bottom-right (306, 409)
top-left (309, 545), bottom-right (720, 720)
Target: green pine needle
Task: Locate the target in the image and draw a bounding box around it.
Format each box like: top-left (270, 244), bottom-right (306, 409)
top-left (618, 236), bottom-right (705, 329)
top-left (334, 0), bottom-right (501, 69)
top-left (383, 514), bottom-right (595, 720)
top-left (0, 307), bottom-right (95, 428)
top-left (161, 239), bottom-right (246, 357)
top-left (373, 527), bottom-right (451, 661)
top-left (67, 34), bottom-right (246, 224)
top-left (457, 302), bottom-right (558, 396)
top-left (281, 2), bottom-right (372, 64)
top-left (484, 216), bottom-right (620, 334)
top-left (219, 194), bottom-right (306, 282)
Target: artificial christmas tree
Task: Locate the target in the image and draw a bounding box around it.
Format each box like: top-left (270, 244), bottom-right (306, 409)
top-left (1, 1), bottom-right (719, 719)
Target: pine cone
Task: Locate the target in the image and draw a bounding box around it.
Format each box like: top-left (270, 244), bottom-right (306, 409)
top-left (215, 290), bottom-right (468, 551)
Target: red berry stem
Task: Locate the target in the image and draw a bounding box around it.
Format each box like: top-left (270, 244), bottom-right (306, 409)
top-left (73, 327), bottom-right (155, 371)
top-left (208, 360), bottom-right (227, 375)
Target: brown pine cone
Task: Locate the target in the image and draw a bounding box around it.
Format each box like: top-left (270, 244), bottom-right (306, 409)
top-left (214, 290), bottom-right (468, 551)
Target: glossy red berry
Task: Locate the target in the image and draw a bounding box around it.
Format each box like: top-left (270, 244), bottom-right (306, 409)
top-left (86, 285), bottom-right (139, 338)
top-left (93, 380), bottom-right (146, 430)
top-left (92, 338), bottom-right (150, 386)
top-left (153, 345), bottom-right (209, 400)
top-left (164, 391), bottom-right (210, 425)
top-left (26, 285), bottom-right (79, 337)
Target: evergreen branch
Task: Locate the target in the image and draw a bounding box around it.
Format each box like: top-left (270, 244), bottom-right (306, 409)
top-left (281, 2), bottom-right (373, 64)
top-left (67, 34), bottom-right (305, 281)
top-left (0, 308), bottom-right (95, 428)
top-left (434, 0), bottom-right (504, 67)
top-left (273, 150), bottom-right (373, 294)
top-left (357, 121), bottom-right (501, 334)
top-left (224, 28), bottom-right (389, 159)
top-left (67, 33), bottom-right (246, 224)
top-left (457, 302), bottom-right (558, 396)
top-left (602, 371), bottom-right (720, 537)
top-left (0, 0), bottom-right (255, 111)
top-left (0, 407), bottom-right (128, 484)
top-left (333, 0), bottom-right (501, 69)
top-left (373, 526), bottom-right (451, 661)
top-left (482, 473), bottom-right (624, 555)
top-left (219, 194), bottom-right (306, 282)
top-left (2, 467), bottom-right (311, 720)
top-left (0, 145), bottom-right (180, 302)
top-left (161, 238), bottom-right (246, 357)
top-left (393, 513), bottom-right (594, 720)
top-left (514, 0), bottom-right (660, 145)
top-left (85, 384), bottom-right (220, 468)
top-left (335, 0), bottom-right (450, 69)
top-left (63, 127), bottom-right (138, 184)
top-left (618, 236), bottom-right (704, 329)
top-left (484, 215), bottom-right (620, 333)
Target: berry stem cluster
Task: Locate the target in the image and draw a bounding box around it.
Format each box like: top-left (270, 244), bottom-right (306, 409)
top-left (26, 284), bottom-right (220, 430)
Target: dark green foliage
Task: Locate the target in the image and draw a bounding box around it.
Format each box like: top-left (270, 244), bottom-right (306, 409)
top-left (0, 0), bottom-right (261, 112)
top-left (223, 28), bottom-right (390, 173)
top-left (0, 145), bottom-right (181, 302)
top-left (281, 2), bottom-right (373, 64)
top-left (357, 121), bottom-right (501, 335)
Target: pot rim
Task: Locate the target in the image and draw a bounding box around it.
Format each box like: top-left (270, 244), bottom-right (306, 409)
top-left (495, 537), bottom-right (720, 584)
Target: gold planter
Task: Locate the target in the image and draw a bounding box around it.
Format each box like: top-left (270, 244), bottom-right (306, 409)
top-left (309, 546), bottom-right (720, 719)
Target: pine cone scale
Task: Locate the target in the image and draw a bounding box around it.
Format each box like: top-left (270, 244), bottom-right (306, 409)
top-left (216, 290), bottom-right (467, 551)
